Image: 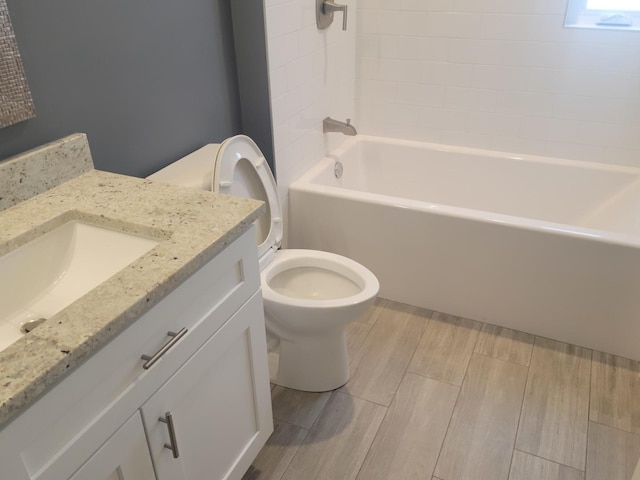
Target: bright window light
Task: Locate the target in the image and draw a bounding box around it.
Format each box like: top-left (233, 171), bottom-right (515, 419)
top-left (586, 0), bottom-right (640, 10)
top-left (565, 0), bottom-right (640, 29)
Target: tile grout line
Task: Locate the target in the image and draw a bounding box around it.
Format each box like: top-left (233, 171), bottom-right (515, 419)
top-left (274, 389), bottom-right (344, 480)
top-left (272, 421), bottom-right (312, 480)
top-left (340, 388), bottom-right (394, 408)
top-left (270, 415), bottom-right (312, 433)
top-left (524, 332), bottom-right (534, 367)
top-left (343, 305), bottom-right (434, 408)
top-left (288, 297), bottom-right (396, 478)
top-left (507, 344), bottom-right (533, 480)
top-left (512, 448), bottom-right (586, 475)
top-left (430, 352), bottom-right (468, 479)
top-left (406, 369), bottom-right (466, 388)
top-left (306, 390), bottom-right (337, 432)
top-left (512, 335), bottom-right (545, 465)
top-left (589, 419), bottom-right (640, 436)
top-left (584, 349), bottom-right (594, 479)
top-left (515, 336), bottom-right (594, 474)
top-left (350, 299), bottom-right (407, 480)
top-left (352, 369), bottom-right (406, 480)
top-left (403, 307), bottom-right (433, 375)
top-left (348, 320), bottom-right (374, 368)
top-left (345, 299), bottom-right (418, 397)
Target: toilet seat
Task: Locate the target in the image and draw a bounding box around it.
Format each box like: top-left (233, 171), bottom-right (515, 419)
top-left (261, 249), bottom-right (379, 313)
top-left (213, 135), bottom-right (283, 266)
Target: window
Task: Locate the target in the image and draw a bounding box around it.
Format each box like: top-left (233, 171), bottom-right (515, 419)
top-left (565, 0), bottom-right (640, 30)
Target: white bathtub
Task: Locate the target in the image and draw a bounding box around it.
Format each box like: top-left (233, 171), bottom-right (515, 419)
top-left (289, 135), bottom-right (640, 360)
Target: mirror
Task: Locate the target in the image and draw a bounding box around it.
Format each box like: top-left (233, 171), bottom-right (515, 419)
top-left (0, 1), bottom-right (35, 128)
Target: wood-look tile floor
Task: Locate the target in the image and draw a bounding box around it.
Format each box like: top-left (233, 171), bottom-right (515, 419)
top-left (243, 298), bottom-right (640, 480)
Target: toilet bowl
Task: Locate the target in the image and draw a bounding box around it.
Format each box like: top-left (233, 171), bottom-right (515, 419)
top-left (261, 248), bottom-right (379, 391)
top-left (147, 135), bottom-right (379, 391)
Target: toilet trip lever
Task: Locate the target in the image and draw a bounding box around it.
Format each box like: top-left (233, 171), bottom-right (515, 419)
top-left (317, 0), bottom-right (348, 31)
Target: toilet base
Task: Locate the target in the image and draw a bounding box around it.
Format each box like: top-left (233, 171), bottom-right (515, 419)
top-left (272, 331), bottom-right (349, 392)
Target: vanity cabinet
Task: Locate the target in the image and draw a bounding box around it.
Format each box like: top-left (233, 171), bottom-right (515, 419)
top-left (69, 412), bottom-right (155, 480)
top-left (0, 227), bottom-right (272, 480)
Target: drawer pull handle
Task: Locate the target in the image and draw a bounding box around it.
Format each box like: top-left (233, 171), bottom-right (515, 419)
top-left (159, 411), bottom-right (180, 458)
top-left (141, 328), bottom-right (188, 370)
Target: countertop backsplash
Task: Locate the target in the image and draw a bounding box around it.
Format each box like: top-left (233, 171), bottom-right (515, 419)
top-left (0, 134), bottom-right (94, 212)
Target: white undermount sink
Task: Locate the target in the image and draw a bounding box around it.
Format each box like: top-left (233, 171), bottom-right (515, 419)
top-left (0, 221), bottom-right (159, 352)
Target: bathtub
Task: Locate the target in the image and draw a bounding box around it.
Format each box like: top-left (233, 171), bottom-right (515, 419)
top-left (289, 135), bottom-right (640, 360)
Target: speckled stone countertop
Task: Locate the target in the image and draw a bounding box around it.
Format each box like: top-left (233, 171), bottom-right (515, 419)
top-left (0, 169), bottom-right (264, 427)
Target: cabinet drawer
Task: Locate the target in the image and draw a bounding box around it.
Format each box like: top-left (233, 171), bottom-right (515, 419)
top-left (2, 227), bottom-right (261, 480)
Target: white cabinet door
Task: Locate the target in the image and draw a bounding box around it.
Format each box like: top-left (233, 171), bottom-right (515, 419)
top-left (141, 293), bottom-right (273, 480)
top-left (70, 412), bottom-right (155, 480)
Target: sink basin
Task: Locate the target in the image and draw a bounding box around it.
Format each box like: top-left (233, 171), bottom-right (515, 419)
top-left (0, 221), bottom-right (160, 351)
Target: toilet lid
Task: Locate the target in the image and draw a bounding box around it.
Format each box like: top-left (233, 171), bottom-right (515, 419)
top-left (212, 135), bottom-right (283, 260)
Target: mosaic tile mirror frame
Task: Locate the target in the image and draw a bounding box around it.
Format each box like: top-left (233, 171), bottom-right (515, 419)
top-left (0, 1), bottom-right (35, 128)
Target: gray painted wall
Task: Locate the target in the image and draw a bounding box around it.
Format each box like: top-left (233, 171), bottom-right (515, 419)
top-left (0, 0), bottom-right (243, 178)
top-left (231, 0), bottom-right (274, 176)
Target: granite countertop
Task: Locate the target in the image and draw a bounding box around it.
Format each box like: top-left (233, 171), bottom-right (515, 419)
top-left (0, 169), bottom-right (264, 428)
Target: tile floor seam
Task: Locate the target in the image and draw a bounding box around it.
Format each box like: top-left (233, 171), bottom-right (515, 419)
top-left (460, 319), bottom-right (484, 384)
top-left (270, 385), bottom-right (333, 430)
top-left (403, 310), bottom-right (432, 382)
top-left (589, 351), bottom-right (640, 436)
top-left (270, 416), bottom-right (311, 433)
top-left (431, 352), bottom-right (467, 479)
top-left (344, 300), bottom-right (388, 375)
top-left (351, 379), bottom-right (397, 480)
top-left (508, 359), bottom-right (532, 480)
top-left (403, 369), bottom-right (463, 389)
top-left (276, 425), bottom-right (311, 480)
top-left (303, 390), bottom-right (337, 433)
top-left (584, 350), bottom-right (594, 479)
top-left (524, 332), bottom-right (535, 366)
top-left (512, 449), bottom-right (586, 474)
top-left (276, 391), bottom-right (386, 480)
top-left (516, 336), bottom-right (592, 472)
top-left (405, 312), bottom-right (480, 387)
top-left (584, 418), bottom-right (592, 480)
top-left (350, 321), bottom-right (374, 366)
top-left (588, 419), bottom-right (640, 437)
top-left (345, 303), bottom-right (431, 407)
top-left (340, 387), bottom-right (395, 409)
top-left (370, 298), bottom-right (389, 326)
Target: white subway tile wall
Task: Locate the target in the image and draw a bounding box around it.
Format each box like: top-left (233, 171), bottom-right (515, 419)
top-left (356, 0), bottom-right (640, 166)
top-left (264, 0), bottom-right (357, 207)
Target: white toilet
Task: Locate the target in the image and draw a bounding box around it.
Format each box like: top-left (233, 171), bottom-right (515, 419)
top-left (148, 135), bottom-right (379, 392)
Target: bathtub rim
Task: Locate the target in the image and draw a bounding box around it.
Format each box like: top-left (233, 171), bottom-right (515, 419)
top-left (290, 136), bottom-right (640, 250)
top-left (324, 135), bottom-right (640, 176)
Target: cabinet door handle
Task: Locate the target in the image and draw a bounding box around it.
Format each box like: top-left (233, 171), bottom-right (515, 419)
top-left (141, 328), bottom-right (188, 370)
top-left (159, 411), bottom-right (180, 458)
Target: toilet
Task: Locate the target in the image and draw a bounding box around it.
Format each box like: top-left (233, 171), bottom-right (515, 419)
top-left (148, 135), bottom-right (379, 392)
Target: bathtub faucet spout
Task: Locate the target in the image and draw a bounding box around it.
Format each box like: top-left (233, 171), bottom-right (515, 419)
top-left (323, 117), bottom-right (358, 136)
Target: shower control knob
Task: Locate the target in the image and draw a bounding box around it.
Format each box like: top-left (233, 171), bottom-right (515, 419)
top-left (317, 0), bottom-right (348, 30)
